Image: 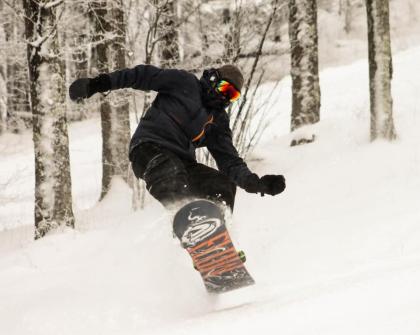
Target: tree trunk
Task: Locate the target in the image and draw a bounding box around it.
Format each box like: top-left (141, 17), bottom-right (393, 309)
top-left (131, 1), bottom-right (160, 210)
top-left (273, 5), bottom-right (284, 43)
top-left (197, 2), bottom-right (211, 66)
top-left (344, 0), bottom-right (352, 34)
top-left (158, 0), bottom-right (180, 68)
top-left (339, 0), bottom-right (343, 15)
top-left (90, 0), bottom-right (131, 200)
top-left (5, 0), bottom-right (31, 133)
top-left (107, 0), bottom-right (131, 193)
top-left (0, 1), bottom-right (6, 134)
top-left (366, 0), bottom-right (396, 141)
top-left (68, 1), bottom-right (90, 121)
top-left (222, 8), bottom-right (233, 61)
top-left (23, 0), bottom-right (75, 239)
top-left (288, 0), bottom-right (321, 146)
top-left (222, 6), bottom-right (241, 63)
top-left (90, 1), bottom-right (111, 199)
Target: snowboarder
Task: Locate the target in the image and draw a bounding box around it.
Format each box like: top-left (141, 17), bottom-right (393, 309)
top-left (69, 64), bottom-right (286, 211)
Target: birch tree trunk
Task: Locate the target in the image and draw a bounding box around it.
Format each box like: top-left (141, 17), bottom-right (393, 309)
top-left (23, 0), bottom-right (75, 239)
top-left (288, 0), bottom-right (321, 146)
top-left (366, 0), bottom-right (396, 141)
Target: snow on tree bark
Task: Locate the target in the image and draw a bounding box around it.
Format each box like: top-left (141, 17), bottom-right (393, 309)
top-left (366, 0), bottom-right (396, 141)
top-left (23, 0), bottom-right (75, 239)
top-left (288, 0), bottom-right (321, 146)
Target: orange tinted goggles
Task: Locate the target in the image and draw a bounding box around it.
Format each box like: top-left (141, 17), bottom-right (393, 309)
top-left (216, 80), bottom-right (241, 102)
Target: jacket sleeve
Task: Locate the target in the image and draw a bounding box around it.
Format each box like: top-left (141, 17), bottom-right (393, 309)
top-left (206, 114), bottom-right (255, 189)
top-left (108, 64), bottom-right (191, 93)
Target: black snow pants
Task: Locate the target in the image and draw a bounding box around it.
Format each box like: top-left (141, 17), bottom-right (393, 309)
top-left (130, 143), bottom-right (237, 211)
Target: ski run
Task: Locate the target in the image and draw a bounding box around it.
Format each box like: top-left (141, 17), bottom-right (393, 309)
top-left (1, 46), bottom-right (420, 334)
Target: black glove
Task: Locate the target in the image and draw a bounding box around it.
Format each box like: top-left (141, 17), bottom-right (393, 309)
top-left (243, 174), bottom-right (286, 196)
top-left (243, 173), bottom-right (261, 194)
top-left (260, 175), bottom-right (286, 196)
top-left (69, 74), bottom-right (111, 101)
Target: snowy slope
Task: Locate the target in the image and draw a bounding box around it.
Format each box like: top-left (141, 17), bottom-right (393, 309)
top-left (1, 47), bottom-right (420, 334)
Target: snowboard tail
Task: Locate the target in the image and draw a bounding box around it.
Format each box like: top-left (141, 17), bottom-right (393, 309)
top-left (173, 199), bottom-right (255, 294)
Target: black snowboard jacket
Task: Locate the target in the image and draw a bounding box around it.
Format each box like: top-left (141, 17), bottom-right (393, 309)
top-left (108, 64), bottom-right (254, 189)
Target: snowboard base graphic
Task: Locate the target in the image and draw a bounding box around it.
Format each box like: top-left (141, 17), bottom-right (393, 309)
top-left (173, 199), bottom-right (255, 294)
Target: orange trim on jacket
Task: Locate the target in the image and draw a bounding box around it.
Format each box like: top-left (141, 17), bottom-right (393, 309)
top-left (192, 115), bottom-right (214, 143)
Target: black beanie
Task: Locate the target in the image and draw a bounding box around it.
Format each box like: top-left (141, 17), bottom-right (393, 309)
top-left (216, 64), bottom-right (244, 92)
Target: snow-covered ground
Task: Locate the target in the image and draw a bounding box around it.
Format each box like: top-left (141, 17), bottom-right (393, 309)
top-left (1, 45), bottom-right (420, 334)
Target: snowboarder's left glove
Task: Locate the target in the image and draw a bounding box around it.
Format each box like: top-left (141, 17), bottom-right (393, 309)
top-left (259, 175), bottom-right (286, 196)
top-left (243, 173), bottom-right (261, 194)
top-left (69, 74), bottom-right (111, 101)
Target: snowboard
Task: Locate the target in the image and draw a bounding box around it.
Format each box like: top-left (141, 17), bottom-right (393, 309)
top-left (173, 199), bottom-right (255, 294)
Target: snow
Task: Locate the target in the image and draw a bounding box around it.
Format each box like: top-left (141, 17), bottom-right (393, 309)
top-left (2, 44), bottom-right (420, 335)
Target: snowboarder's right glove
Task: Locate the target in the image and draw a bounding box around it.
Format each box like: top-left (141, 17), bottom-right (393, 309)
top-left (69, 74), bottom-right (111, 101)
top-left (244, 174), bottom-right (286, 196)
top-left (259, 175), bottom-right (286, 196)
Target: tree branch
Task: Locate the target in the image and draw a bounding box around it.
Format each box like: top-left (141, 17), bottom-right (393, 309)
top-left (3, 0), bottom-right (26, 22)
top-left (232, 0), bottom-right (282, 135)
top-left (41, 0), bottom-right (64, 10)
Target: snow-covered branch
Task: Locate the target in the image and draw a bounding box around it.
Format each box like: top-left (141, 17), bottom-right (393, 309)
top-left (41, 0), bottom-right (64, 10)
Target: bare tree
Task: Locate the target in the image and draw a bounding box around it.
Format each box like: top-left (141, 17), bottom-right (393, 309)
top-left (130, 1), bottom-right (161, 210)
top-left (0, 1), bottom-right (6, 134)
top-left (191, 0), bottom-right (283, 162)
top-left (22, 0), bottom-right (75, 239)
top-left (89, 0), bottom-right (112, 199)
top-left (344, 0), bottom-right (353, 33)
top-left (197, 1), bottom-right (211, 66)
top-left (130, 0), bottom-right (182, 209)
top-left (124, 0), bottom-right (154, 210)
top-left (108, 0), bottom-right (131, 190)
top-left (232, 0), bottom-right (281, 150)
top-left (157, 0), bottom-right (181, 67)
top-left (222, 4), bottom-right (241, 63)
top-left (89, 0), bottom-right (131, 200)
top-left (67, 0), bottom-right (90, 121)
top-left (4, 0), bottom-right (30, 133)
top-left (366, 0), bottom-right (396, 141)
top-left (273, 1), bottom-right (288, 42)
top-left (288, 0), bottom-right (321, 146)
